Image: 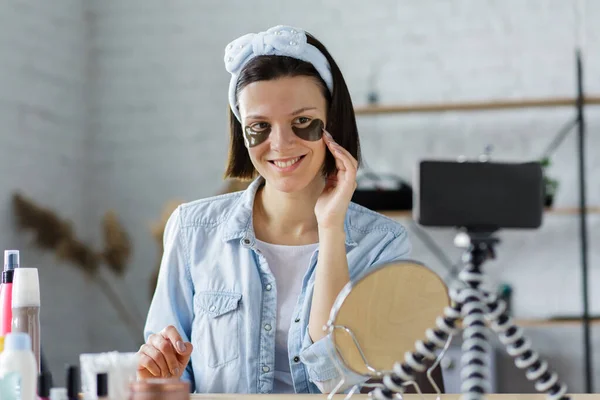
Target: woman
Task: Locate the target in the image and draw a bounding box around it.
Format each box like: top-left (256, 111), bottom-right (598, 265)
top-left (139, 25), bottom-right (411, 394)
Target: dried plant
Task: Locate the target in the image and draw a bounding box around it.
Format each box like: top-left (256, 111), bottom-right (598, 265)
top-left (11, 192), bottom-right (140, 341)
top-left (56, 237), bottom-right (99, 274)
top-left (12, 194), bottom-right (74, 250)
top-left (101, 210), bottom-right (132, 275)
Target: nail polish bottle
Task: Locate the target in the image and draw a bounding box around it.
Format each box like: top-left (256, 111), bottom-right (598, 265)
top-left (37, 371), bottom-right (52, 400)
top-left (65, 365), bottom-right (79, 400)
top-left (97, 372), bottom-right (109, 400)
top-left (0, 250), bottom-right (20, 336)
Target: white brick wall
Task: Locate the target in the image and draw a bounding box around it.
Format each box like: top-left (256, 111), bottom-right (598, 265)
top-left (86, 0), bottom-right (600, 391)
top-left (0, 0), bottom-right (93, 386)
top-left (1, 0), bottom-right (598, 392)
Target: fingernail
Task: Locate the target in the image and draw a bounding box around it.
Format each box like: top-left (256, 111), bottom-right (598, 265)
top-left (176, 341), bottom-right (187, 353)
top-left (174, 367), bottom-right (180, 376)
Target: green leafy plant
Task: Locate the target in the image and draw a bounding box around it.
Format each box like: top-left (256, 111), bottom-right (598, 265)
top-left (540, 157), bottom-right (559, 207)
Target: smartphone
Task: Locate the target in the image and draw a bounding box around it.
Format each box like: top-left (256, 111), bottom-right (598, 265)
top-left (414, 160), bottom-right (544, 231)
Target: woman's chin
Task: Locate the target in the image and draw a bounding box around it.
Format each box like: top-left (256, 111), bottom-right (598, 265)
top-left (264, 174), bottom-right (314, 194)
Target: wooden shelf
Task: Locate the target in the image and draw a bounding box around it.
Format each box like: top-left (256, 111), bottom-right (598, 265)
top-left (452, 317), bottom-right (600, 328)
top-left (514, 317), bottom-right (600, 328)
top-left (546, 206), bottom-right (600, 215)
top-left (381, 210), bottom-right (412, 219)
top-left (381, 207), bottom-right (600, 220)
top-left (354, 96), bottom-right (600, 115)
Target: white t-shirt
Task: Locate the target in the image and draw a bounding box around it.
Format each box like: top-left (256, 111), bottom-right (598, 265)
top-left (255, 239), bottom-right (319, 393)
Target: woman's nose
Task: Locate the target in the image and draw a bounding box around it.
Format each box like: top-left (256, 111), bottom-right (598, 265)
top-left (269, 125), bottom-right (296, 151)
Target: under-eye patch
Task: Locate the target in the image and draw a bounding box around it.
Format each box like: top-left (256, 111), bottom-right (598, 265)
top-left (243, 119), bottom-right (325, 148)
top-left (244, 125), bottom-right (271, 147)
top-left (292, 119), bottom-right (324, 141)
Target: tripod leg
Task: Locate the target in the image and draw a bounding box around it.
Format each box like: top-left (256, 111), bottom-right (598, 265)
top-left (457, 287), bottom-right (492, 400)
top-left (486, 295), bottom-right (570, 400)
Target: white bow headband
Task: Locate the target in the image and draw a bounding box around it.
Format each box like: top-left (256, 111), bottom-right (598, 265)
top-left (224, 25), bottom-right (334, 122)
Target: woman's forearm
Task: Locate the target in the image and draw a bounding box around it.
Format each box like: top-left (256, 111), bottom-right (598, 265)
top-left (308, 227), bottom-right (350, 342)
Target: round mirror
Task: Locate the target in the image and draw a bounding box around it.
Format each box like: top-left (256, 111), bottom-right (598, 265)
top-left (328, 260), bottom-right (450, 376)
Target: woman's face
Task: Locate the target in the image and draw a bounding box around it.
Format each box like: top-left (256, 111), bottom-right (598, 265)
top-left (238, 75), bottom-right (328, 194)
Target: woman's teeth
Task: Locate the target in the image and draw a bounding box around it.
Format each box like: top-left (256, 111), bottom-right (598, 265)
top-left (273, 157), bottom-right (301, 168)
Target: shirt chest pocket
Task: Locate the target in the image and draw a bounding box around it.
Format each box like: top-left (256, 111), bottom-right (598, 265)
top-left (193, 291), bottom-right (242, 368)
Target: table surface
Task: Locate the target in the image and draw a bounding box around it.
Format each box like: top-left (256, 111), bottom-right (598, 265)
top-left (190, 394), bottom-right (599, 399)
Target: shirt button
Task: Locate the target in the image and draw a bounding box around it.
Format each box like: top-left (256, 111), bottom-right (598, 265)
top-left (242, 238), bottom-right (251, 245)
top-left (265, 284), bottom-right (272, 291)
top-left (264, 324), bottom-right (272, 331)
top-left (294, 318), bottom-right (300, 323)
top-left (293, 356), bottom-right (300, 363)
top-left (262, 366), bottom-right (270, 373)
top-left (209, 305), bottom-right (216, 312)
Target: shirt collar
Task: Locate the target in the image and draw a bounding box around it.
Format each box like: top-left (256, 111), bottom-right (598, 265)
top-left (221, 176), bottom-right (357, 248)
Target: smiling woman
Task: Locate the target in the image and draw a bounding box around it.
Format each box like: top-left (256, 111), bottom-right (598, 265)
top-left (140, 25), bottom-right (413, 395)
top-left (237, 76), bottom-right (329, 194)
top-left (225, 31), bottom-right (360, 182)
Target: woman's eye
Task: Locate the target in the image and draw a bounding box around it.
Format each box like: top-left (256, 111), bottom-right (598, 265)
top-left (294, 117), bottom-right (311, 125)
top-left (250, 122), bottom-right (270, 131)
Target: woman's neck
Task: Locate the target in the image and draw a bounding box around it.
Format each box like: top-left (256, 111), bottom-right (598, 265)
top-left (253, 176), bottom-right (325, 245)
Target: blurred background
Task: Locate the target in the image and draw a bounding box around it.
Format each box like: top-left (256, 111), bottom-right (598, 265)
top-left (0, 0), bottom-right (598, 393)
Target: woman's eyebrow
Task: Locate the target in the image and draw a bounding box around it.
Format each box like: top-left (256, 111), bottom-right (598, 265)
top-left (245, 107), bottom-right (318, 120)
top-left (290, 107), bottom-right (317, 116)
top-left (245, 114), bottom-right (267, 120)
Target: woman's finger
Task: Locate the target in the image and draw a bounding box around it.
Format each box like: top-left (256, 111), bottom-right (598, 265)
top-left (335, 145), bottom-right (358, 170)
top-left (324, 130), bottom-right (358, 170)
top-left (333, 151), bottom-right (345, 171)
top-left (159, 326), bottom-right (193, 378)
top-left (139, 342), bottom-right (170, 377)
top-left (323, 132), bottom-right (338, 152)
top-left (323, 135), bottom-right (350, 172)
top-left (338, 152), bottom-right (357, 184)
top-left (138, 345), bottom-right (163, 377)
top-left (162, 325), bottom-right (193, 358)
top-left (331, 144), bottom-right (357, 177)
top-left (136, 366), bottom-right (156, 380)
top-left (324, 141), bottom-right (346, 171)
top-left (150, 332), bottom-right (180, 376)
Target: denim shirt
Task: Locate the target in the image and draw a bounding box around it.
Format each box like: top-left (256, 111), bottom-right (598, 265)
top-left (144, 177), bottom-right (411, 394)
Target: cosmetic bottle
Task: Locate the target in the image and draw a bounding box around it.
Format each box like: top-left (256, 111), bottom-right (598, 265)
top-left (0, 250), bottom-right (20, 335)
top-left (66, 365), bottom-right (79, 400)
top-left (37, 371), bottom-right (52, 400)
top-left (11, 268), bottom-right (41, 373)
top-left (0, 332), bottom-right (37, 400)
top-left (97, 372), bottom-right (109, 400)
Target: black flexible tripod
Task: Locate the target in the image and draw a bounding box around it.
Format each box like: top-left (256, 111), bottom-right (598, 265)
top-left (369, 231), bottom-right (570, 400)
